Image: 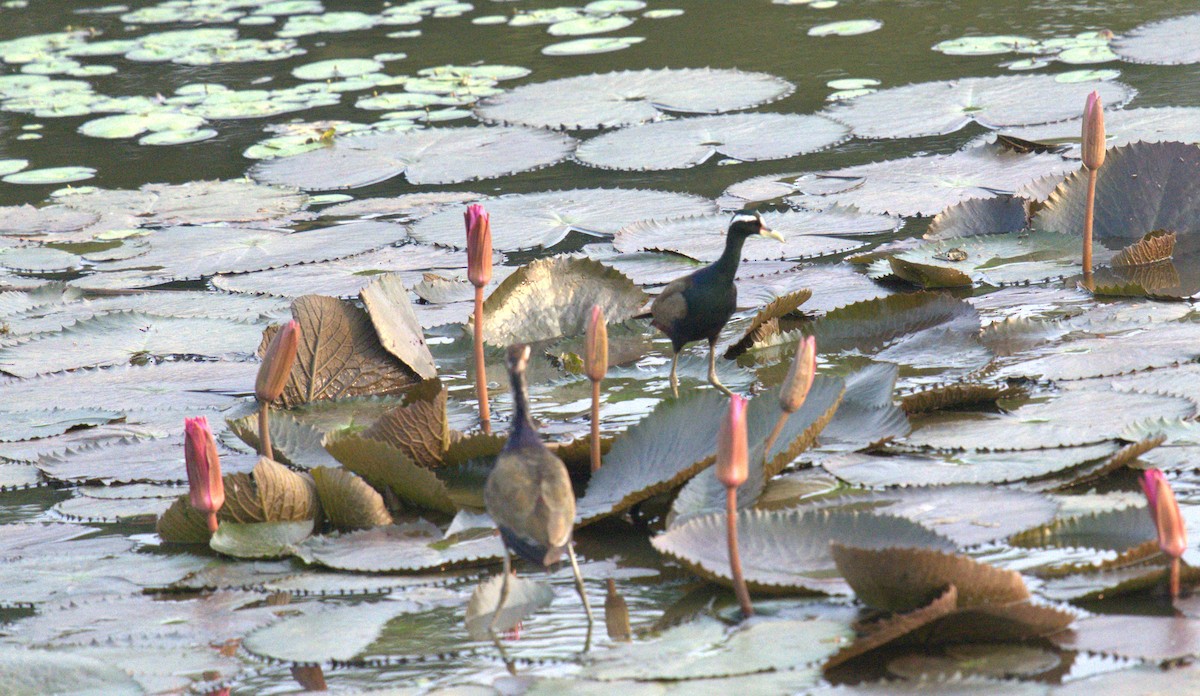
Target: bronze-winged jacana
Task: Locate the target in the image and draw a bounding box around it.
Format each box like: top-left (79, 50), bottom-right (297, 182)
top-left (483, 344), bottom-right (594, 669)
top-left (651, 210), bottom-right (784, 397)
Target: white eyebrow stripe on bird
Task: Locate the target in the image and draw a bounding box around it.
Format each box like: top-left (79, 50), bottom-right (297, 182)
top-left (731, 213), bottom-right (759, 224)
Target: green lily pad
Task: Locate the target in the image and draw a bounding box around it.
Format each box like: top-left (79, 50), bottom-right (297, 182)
top-left (210, 519), bottom-right (315, 559)
top-left (479, 256), bottom-right (646, 346)
top-left (293, 58), bottom-right (383, 80)
top-left (0, 648), bottom-right (142, 695)
top-left (244, 600), bottom-right (419, 663)
top-left (888, 230), bottom-right (1103, 288)
top-left (809, 19), bottom-right (882, 36)
top-left (652, 507), bottom-right (954, 595)
top-left (476, 68), bottom-right (794, 130)
top-left (823, 75), bottom-right (1132, 139)
top-left (295, 522), bottom-right (504, 572)
top-left (542, 36), bottom-right (646, 56)
top-left (410, 187), bottom-right (715, 252)
top-left (575, 113), bottom-right (848, 171)
top-left (3, 166), bottom-right (96, 185)
top-left (250, 126), bottom-right (576, 190)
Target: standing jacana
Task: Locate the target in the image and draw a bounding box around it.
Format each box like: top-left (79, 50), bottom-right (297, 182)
top-left (651, 210), bottom-right (784, 397)
top-left (483, 344), bottom-right (594, 670)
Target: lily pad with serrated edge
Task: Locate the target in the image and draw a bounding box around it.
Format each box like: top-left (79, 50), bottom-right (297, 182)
top-left (38, 436), bottom-right (257, 485)
top-left (294, 522), bottom-right (504, 572)
top-left (0, 407), bottom-right (122, 442)
top-left (667, 377), bottom-right (844, 526)
top-left (810, 291), bottom-right (980, 355)
top-left (926, 196), bottom-right (1030, 240)
top-left (0, 648), bottom-right (143, 695)
top-left (212, 244), bottom-right (475, 300)
top-left (1008, 504), bottom-right (1155, 553)
top-left (614, 209), bottom-right (891, 263)
top-left (992, 320), bottom-right (1200, 381)
top-left (360, 273), bottom-right (438, 380)
top-left (785, 147), bottom-right (1077, 217)
top-left (261, 294), bottom-right (421, 408)
top-left (824, 586), bottom-right (960, 671)
top-left (157, 495), bottom-right (214, 544)
top-left (324, 432), bottom-right (456, 513)
top-left (100, 221), bottom-right (407, 281)
top-left (0, 463), bottom-right (42, 490)
top-left (575, 113), bottom-right (848, 171)
top-left (1113, 13), bottom-right (1200, 65)
top-left (810, 486), bottom-right (1058, 548)
top-left (465, 573), bottom-right (555, 639)
top-left (814, 361), bottom-right (910, 451)
top-left (582, 615), bottom-right (852, 681)
top-left (360, 383), bottom-right (448, 468)
top-left (0, 311), bottom-right (263, 378)
top-left (1053, 614), bottom-right (1200, 662)
top-left (1034, 142), bottom-right (1200, 252)
top-left (210, 519), bottom-right (315, 558)
top-left (409, 187), bottom-right (716, 252)
top-left (477, 256), bottom-right (647, 346)
top-left (652, 507), bottom-right (954, 595)
top-left (243, 600), bottom-right (419, 663)
top-left (60, 179), bottom-right (308, 228)
top-left (52, 492), bottom-right (173, 525)
top-left (311, 466), bottom-right (392, 531)
top-left (886, 643), bottom-right (1061, 681)
top-left (475, 68), bottom-right (794, 130)
top-left (250, 126), bottom-right (576, 190)
top-left (899, 382), bottom-right (1025, 414)
top-left (821, 442), bottom-right (1119, 488)
top-left (821, 75), bottom-right (1132, 139)
top-left (889, 230), bottom-right (1102, 289)
top-left (831, 544), bottom-right (1029, 612)
top-left (986, 107), bottom-right (1200, 157)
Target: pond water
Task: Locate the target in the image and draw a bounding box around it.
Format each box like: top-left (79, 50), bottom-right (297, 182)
top-left (4, 0), bottom-right (1200, 694)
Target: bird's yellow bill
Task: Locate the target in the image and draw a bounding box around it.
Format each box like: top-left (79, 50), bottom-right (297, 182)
top-left (760, 227), bottom-right (785, 243)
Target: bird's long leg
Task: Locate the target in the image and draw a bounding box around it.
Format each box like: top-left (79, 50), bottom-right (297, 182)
top-left (566, 542), bottom-right (594, 653)
top-left (707, 338), bottom-right (733, 397)
top-left (488, 547), bottom-right (517, 674)
top-left (669, 351), bottom-right (680, 399)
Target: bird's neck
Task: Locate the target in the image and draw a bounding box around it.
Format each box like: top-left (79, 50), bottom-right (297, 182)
top-left (711, 233), bottom-right (748, 280)
top-left (507, 370), bottom-right (541, 448)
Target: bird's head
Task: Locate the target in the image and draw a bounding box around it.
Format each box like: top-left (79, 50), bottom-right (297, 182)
top-left (506, 343), bottom-right (531, 374)
top-left (728, 210), bottom-right (784, 243)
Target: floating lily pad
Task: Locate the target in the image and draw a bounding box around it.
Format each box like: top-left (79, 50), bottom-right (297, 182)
top-left (652, 507), bottom-right (953, 595)
top-left (0, 312), bottom-right (262, 378)
top-left (991, 107), bottom-right (1200, 156)
top-left (888, 230), bottom-right (1099, 288)
top-left (542, 36), bottom-right (645, 56)
top-left (244, 600), bottom-right (417, 663)
top-left (101, 221), bottom-right (407, 281)
top-left (293, 58), bottom-right (383, 80)
top-left (3, 166), bottom-right (96, 185)
top-left (822, 75), bottom-right (1132, 139)
top-left (1009, 505), bottom-right (1155, 553)
top-left (0, 408), bottom-right (121, 442)
top-left (809, 19), bottom-right (882, 36)
top-left (476, 68), bottom-right (794, 130)
top-left (0, 648), bottom-right (143, 695)
top-left (465, 573), bottom-right (555, 639)
top-left (1113, 13), bottom-right (1200, 65)
top-left (992, 320), bottom-right (1200, 381)
top-left (0, 361), bottom-right (255, 413)
top-left (250, 126), bottom-right (576, 190)
top-left (582, 615), bottom-right (852, 680)
top-left (824, 586), bottom-right (960, 672)
top-left (210, 519), bottom-right (315, 559)
top-left (785, 147), bottom-right (1077, 216)
top-left (575, 113), bottom-right (848, 171)
top-left (615, 209), bottom-right (889, 262)
top-left (409, 188), bottom-right (715, 251)
top-left (1053, 614), bottom-right (1200, 662)
top-left (294, 522), bottom-right (504, 572)
top-left (479, 257), bottom-right (646, 345)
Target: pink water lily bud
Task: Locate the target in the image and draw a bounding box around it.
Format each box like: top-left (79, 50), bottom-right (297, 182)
top-left (716, 394), bottom-right (749, 489)
top-left (255, 320), bottom-right (299, 403)
top-left (1082, 91), bottom-right (1106, 171)
top-left (1143, 469), bottom-right (1187, 558)
top-left (184, 416), bottom-right (224, 532)
top-left (465, 204), bottom-right (493, 288)
top-left (585, 304), bottom-right (608, 383)
top-left (780, 336), bottom-right (817, 413)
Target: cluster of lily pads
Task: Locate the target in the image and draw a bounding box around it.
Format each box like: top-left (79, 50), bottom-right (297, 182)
top-left (6, 0), bottom-right (1200, 693)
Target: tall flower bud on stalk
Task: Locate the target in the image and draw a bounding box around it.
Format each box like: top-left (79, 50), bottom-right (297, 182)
top-left (585, 304), bottom-right (608, 472)
top-left (255, 319), bottom-right (299, 461)
top-left (717, 394), bottom-right (753, 618)
top-left (1081, 91), bottom-right (1106, 281)
top-left (184, 416), bottom-right (224, 533)
top-left (1141, 469), bottom-right (1188, 598)
top-left (763, 336), bottom-right (817, 461)
top-left (466, 204), bottom-right (493, 434)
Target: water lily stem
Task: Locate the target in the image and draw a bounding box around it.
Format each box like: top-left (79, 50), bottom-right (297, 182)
top-left (474, 286), bottom-right (491, 435)
top-left (761, 412), bottom-right (788, 467)
top-left (258, 403), bottom-right (273, 460)
top-left (725, 486), bottom-right (754, 618)
top-left (1083, 167), bottom-right (1097, 281)
top-left (1171, 557), bottom-right (1181, 600)
top-left (590, 380), bottom-right (601, 472)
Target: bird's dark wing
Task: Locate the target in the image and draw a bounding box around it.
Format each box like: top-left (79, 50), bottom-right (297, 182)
top-left (650, 276), bottom-right (691, 332)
